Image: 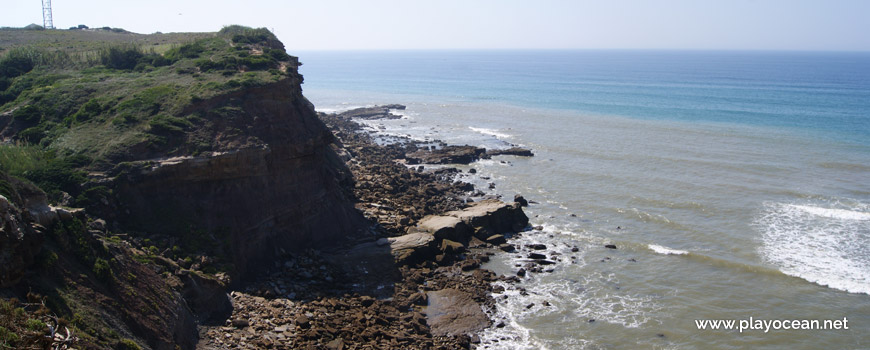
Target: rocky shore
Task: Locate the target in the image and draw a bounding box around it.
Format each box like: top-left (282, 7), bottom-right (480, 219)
top-left (198, 105), bottom-right (535, 349)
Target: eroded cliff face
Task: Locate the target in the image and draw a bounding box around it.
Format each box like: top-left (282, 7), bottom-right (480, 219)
top-left (0, 178), bottom-right (43, 288)
top-left (109, 75), bottom-right (365, 281)
top-left (0, 172), bottom-right (199, 350)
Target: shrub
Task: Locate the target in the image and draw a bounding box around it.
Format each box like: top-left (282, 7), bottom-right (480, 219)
top-left (71, 98), bottom-right (102, 123)
top-left (24, 319), bottom-right (46, 333)
top-left (0, 76), bottom-right (10, 91)
top-left (265, 48), bottom-right (291, 62)
top-left (148, 115), bottom-right (191, 134)
top-left (0, 325), bottom-right (20, 344)
top-left (74, 185), bottom-right (110, 207)
top-left (194, 58), bottom-right (229, 72)
top-left (0, 49), bottom-right (35, 78)
top-left (37, 250), bottom-right (58, 268)
top-left (117, 339), bottom-right (141, 350)
top-left (149, 54), bottom-right (171, 67)
top-left (92, 258), bottom-right (113, 282)
top-left (12, 105), bottom-right (42, 125)
top-left (220, 26), bottom-right (275, 45)
top-left (21, 154), bottom-right (89, 199)
top-left (18, 126), bottom-right (46, 143)
top-left (99, 46), bottom-right (143, 70)
top-left (164, 42), bottom-right (205, 61)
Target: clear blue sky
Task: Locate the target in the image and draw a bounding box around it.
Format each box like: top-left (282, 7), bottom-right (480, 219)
top-left (3, 0), bottom-right (869, 51)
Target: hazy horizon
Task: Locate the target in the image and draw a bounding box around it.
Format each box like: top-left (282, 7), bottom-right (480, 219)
top-left (3, 0), bottom-right (869, 52)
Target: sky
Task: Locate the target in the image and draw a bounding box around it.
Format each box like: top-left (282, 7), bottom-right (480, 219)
top-left (2, 0), bottom-right (869, 51)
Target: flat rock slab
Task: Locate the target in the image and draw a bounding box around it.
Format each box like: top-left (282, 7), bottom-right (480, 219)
top-left (338, 104), bottom-right (406, 120)
top-left (417, 215), bottom-right (470, 241)
top-left (446, 199), bottom-right (529, 235)
top-left (426, 288), bottom-right (490, 336)
top-left (387, 232), bottom-right (436, 265)
top-left (406, 145), bottom-right (487, 165)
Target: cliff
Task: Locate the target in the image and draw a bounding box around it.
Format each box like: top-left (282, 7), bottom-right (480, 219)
top-left (108, 77), bottom-right (365, 281)
top-left (0, 26), bottom-right (364, 349)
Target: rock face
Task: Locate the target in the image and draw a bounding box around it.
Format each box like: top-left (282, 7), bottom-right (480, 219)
top-left (178, 270), bottom-right (232, 325)
top-left (111, 78), bottom-right (366, 281)
top-left (0, 192), bottom-right (42, 288)
top-left (0, 175), bottom-right (55, 288)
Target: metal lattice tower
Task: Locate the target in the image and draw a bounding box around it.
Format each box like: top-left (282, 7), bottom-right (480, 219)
top-left (42, 0), bottom-right (54, 29)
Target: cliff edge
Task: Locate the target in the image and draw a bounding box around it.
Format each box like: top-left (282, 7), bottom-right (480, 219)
top-left (0, 25), bottom-right (364, 349)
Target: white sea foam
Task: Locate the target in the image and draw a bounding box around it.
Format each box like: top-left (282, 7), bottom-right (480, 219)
top-left (758, 201), bottom-right (870, 295)
top-left (469, 126), bottom-right (512, 139)
top-left (648, 244), bottom-right (689, 255)
top-left (788, 204), bottom-right (870, 221)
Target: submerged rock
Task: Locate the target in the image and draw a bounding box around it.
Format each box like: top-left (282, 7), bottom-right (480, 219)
top-left (337, 104), bottom-right (406, 120)
top-left (486, 147), bottom-right (534, 157)
top-left (406, 145), bottom-right (487, 165)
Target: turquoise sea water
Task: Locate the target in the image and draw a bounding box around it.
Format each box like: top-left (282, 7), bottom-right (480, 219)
top-left (298, 50), bottom-right (870, 349)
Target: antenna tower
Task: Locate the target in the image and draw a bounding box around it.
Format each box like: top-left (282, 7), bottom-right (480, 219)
top-left (42, 0), bottom-right (54, 29)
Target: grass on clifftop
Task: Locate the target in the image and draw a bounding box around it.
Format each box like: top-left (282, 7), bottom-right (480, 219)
top-left (0, 25), bottom-right (296, 168)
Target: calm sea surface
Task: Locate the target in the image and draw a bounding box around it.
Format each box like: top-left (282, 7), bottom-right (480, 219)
top-left (297, 50), bottom-right (870, 349)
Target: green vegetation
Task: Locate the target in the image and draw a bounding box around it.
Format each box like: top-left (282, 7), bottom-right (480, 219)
top-left (0, 25), bottom-right (297, 207)
top-left (23, 319), bottom-right (46, 333)
top-left (92, 258), bottom-right (114, 282)
top-left (0, 299), bottom-right (60, 349)
top-left (116, 338), bottom-right (141, 350)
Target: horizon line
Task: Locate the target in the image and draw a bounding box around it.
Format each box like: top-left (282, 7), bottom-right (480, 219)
top-left (289, 47), bottom-right (870, 53)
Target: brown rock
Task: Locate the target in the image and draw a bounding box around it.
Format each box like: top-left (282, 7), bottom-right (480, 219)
top-left (486, 147), bottom-right (534, 157)
top-left (440, 239), bottom-right (465, 254)
top-left (426, 289), bottom-right (490, 336)
top-left (485, 234), bottom-right (507, 245)
top-left (388, 232), bottom-right (436, 265)
top-left (296, 315), bottom-right (310, 329)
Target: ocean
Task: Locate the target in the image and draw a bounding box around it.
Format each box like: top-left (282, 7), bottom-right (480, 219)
top-left (296, 50), bottom-right (870, 349)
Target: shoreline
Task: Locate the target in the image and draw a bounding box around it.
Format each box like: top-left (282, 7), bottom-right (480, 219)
top-left (198, 105), bottom-right (537, 349)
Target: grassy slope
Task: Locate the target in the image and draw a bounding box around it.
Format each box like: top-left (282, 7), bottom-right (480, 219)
top-left (1, 26), bottom-right (295, 168)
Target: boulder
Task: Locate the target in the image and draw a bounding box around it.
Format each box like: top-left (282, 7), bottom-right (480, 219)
top-left (417, 215), bottom-right (471, 242)
top-left (178, 270), bottom-right (232, 325)
top-left (445, 200), bottom-right (529, 238)
top-left (484, 234), bottom-right (507, 245)
top-left (498, 244), bottom-right (515, 252)
top-left (513, 194), bottom-right (528, 207)
top-left (440, 239), bottom-right (465, 255)
top-left (387, 232), bottom-right (436, 265)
